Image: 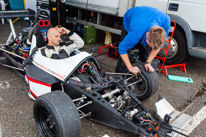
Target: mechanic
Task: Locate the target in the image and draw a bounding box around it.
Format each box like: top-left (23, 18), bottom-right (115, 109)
top-left (115, 6), bottom-right (170, 75)
top-left (38, 27), bottom-right (84, 59)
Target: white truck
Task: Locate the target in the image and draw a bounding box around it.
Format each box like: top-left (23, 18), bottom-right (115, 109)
top-left (65, 0), bottom-right (206, 64)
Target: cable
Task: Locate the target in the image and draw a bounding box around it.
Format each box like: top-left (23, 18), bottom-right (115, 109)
top-left (141, 119), bottom-right (153, 123)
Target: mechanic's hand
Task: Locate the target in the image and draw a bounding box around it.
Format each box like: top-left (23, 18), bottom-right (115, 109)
top-left (144, 63), bottom-right (155, 73)
top-left (128, 66), bottom-right (141, 75)
top-left (58, 27), bottom-right (69, 35)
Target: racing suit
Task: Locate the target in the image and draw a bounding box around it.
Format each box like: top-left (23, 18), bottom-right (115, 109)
top-left (38, 31), bottom-right (84, 59)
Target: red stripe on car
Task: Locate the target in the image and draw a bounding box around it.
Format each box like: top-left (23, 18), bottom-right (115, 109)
top-left (30, 89), bottom-right (37, 98)
top-left (26, 75), bottom-right (51, 87)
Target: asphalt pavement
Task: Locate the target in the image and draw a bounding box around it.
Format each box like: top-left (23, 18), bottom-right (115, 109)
top-left (0, 20), bottom-right (206, 137)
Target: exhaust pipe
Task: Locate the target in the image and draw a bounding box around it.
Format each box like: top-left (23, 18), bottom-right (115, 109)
top-left (67, 79), bottom-right (99, 88)
top-left (4, 52), bottom-right (23, 69)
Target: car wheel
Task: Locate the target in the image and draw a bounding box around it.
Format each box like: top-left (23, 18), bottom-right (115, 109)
top-left (33, 91), bottom-right (81, 137)
top-left (124, 63), bottom-right (159, 100)
top-left (158, 27), bottom-right (188, 64)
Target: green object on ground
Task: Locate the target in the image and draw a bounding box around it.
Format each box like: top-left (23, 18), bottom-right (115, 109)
top-left (84, 25), bottom-right (97, 44)
top-left (168, 75), bottom-right (193, 83)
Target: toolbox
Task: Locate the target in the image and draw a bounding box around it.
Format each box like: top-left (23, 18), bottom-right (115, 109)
top-left (107, 42), bottom-right (119, 59)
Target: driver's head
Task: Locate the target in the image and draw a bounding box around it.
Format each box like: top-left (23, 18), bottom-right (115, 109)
top-left (47, 28), bottom-right (61, 46)
top-left (146, 26), bottom-right (166, 50)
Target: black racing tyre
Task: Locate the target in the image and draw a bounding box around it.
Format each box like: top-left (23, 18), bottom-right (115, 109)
top-left (124, 63), bottom-right (159, 100)
top-left (158, 27), bottom-right (188, 64)
top-left (33, 91), bottom-right (81, 137)
top-left (28, 26), bottom-right (35, 43)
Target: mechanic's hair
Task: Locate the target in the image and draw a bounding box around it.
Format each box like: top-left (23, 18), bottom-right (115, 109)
top-left (148, 26), bottom-right (166, 50)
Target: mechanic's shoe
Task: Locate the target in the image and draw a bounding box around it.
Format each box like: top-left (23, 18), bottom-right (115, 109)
top-left (28, 91), bottom-right (35, 101)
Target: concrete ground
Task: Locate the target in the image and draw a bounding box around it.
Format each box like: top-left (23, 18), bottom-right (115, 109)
top-left (0, 20), bottom-right (206, 137)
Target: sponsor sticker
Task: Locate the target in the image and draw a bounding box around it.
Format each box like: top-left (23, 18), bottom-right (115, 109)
top-left (47, 69), bottom-right (56, 75)
top-left (56, 73), bottom-right (65, 80)
top-left (33, 61), bottom-right (64, 80)
top-left (40, 64), bottom-right (47, 71)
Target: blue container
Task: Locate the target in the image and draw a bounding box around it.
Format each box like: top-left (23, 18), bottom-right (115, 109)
top-left (9, 0), bottom-right (24, 10)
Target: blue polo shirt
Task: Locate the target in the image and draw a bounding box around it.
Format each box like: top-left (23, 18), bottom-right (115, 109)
top-left (118, 6), bottom-right (170, 55)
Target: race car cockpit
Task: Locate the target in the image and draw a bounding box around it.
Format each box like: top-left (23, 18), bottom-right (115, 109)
top-left (24, 10), bottom-right (102, 99)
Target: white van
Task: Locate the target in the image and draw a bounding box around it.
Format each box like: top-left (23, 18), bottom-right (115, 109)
top-left (38, 0), bottom-right (206, 64)
top-left (135, 0), bottom-right (206, 64)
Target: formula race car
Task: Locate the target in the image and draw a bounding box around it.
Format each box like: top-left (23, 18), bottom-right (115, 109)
top-left (0, 10), bottom-right (190, 137)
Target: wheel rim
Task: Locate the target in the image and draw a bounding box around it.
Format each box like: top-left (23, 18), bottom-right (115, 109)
top-left (158, 36), bottom-right (178, 59)
top-left (36, 105), bottom-right (58, 137)
top-left (125, 73), bottom-right (148, 97)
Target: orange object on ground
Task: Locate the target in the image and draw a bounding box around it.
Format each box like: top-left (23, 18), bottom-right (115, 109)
top-left (156, 20), bottom-right (187, 76)
top-left (156, 20), bottom-right (176, 69)
top-left (161, 63), bottom-right (187, 76)
top-left (97, 44), bottom-right (111, 55)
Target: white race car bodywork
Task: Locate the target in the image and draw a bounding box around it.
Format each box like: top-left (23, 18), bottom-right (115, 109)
top-left (31, 51), bottom-right (91, 81)
top-left (25, 50), bottom-right (93, 98)
top-left (29, 35), bottom-right (92, 81)
top-left (25, 75), bottom-right (52, 98)
top-left (26, 34), bottom-right (93, 98)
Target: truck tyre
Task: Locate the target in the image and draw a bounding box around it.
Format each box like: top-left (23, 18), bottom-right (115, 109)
top-left (124, 63), bottom-right (159, 100)
top-left (158, 27), bottom-right (188, 64)
top-left (33, 91), bottom-right (81, 137)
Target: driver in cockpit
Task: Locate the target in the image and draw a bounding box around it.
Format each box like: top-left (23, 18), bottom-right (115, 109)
top-left (38, 27), bottom-right (84, 59)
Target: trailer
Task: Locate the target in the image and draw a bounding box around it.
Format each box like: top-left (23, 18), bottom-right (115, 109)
top-left (135, 0), bottom-right (206, 64)
top-left (37, 0), bottom-right (206, 65)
